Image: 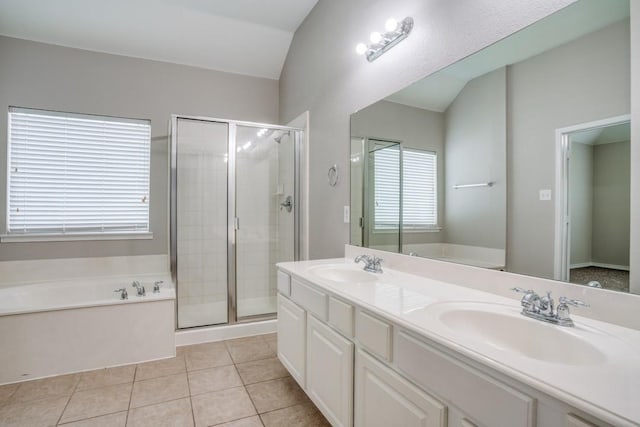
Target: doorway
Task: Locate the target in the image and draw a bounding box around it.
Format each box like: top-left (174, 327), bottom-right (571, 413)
top-left (555, 115), bottom-right (631, 291)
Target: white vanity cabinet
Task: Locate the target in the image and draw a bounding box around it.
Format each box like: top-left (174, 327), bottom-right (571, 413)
top-left (277, 294), bottom-right (306, 387)
top-left (307, 315), bottom-right (354, 427)
top-left (276, 269), bottom-right (615, 427)
top-left (355, 348), bottom-right (446, 427)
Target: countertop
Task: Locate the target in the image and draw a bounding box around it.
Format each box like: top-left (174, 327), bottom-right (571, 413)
top-left (277, 257), bottom-right (640, 427)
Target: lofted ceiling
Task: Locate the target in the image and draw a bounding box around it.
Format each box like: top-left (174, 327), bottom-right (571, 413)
top-left (386, 0), bottom-right (629, 113)
top-left (0, 0), bottom-right (318, 79)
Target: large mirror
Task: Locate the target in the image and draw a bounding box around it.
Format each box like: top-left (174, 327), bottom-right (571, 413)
top-left (350, 0), bottom-right (634, 293)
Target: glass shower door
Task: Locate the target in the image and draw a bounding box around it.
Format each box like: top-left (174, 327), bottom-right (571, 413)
top-left (235, 125), bottom-right (295, 319)
top-left (175, 118), bottom-right (229, 328)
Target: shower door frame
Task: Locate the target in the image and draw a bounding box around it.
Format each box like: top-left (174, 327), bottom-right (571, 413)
top-left (170, 114), bottom-right (302, 329)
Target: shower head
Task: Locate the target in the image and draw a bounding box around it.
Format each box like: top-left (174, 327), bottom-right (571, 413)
top-left (273, 131), bottom-right (290, 143)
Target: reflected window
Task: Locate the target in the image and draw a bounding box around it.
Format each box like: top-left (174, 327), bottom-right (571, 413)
top-left (373, 147), bottom-right (437, 230)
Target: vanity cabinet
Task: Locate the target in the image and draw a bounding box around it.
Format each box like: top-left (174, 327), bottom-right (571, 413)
top-left (276, 269), bottom-right (614, 427)
top-left (276, 294), bottom-right (306, 387)
top-left (307, 315), bottom-right (354, 427)
top-left (355, 348), bottom-right (446, 427)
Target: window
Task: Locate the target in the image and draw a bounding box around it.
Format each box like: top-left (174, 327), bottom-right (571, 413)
top-left (373, 146), bottom-right (437, 230)
top-left (5, 107), bottom-right (151, 240)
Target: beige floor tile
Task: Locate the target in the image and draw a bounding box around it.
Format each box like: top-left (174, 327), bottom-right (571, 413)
top-left (260, 402), bottom-right (330, 427)
top-left (191, 387), bottom-right (256, 427)
top-left (130, 373), bottom-right (189, 408)
top-left (215, 415), bottom-right (263, 427)
top-left (126, 397), bottom-right (194, 427)
top-left (0, 383), bottom-right (19, 405)
top-left (0, 395), bottom-right (69, 427)
top-left (225, 337), bottom-right (275, 364)
top-left (263, 334), bottom-right (277, 353)
top-left (246, 377), bottom-right (307, 413)
top-left (188, 365), bottom-right (242, 396)
top-left (11, 373), bottom-right (79, 403)
top-left (76, 365), bottom-right (136, 391)
top-left (185, 345), bottom-right (233, 371)
top-left (59, 411), bottom-right (127, 426)
top-left (136, 356), bottom-right (186, 381)
top-left (60, 383), bottom-right (132, 424)
top-left (235, 358), bottom-right (288, 385)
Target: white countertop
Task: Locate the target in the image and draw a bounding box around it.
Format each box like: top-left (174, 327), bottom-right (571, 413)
top-left (277, 257), bottom-right (640, 427)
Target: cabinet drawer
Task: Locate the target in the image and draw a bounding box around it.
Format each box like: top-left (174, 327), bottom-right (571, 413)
top-left (396, 331), bottom-right (535, 427)
top-left (356, 310), bottom-right (392, 361)
top-left (277, 270), bottom-right (291, 296)
top-left (290, 278), bottom-right (328, 321)
top-left (329, 296), bottom-right (354, 338)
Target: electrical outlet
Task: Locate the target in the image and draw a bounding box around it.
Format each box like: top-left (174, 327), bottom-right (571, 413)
top-left (539, 189), bottom-right (552, 201)
top-left (344, 206), bottom-right (350, 223)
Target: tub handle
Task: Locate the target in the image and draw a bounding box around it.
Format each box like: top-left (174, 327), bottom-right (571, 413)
top-left (153, 281), bottom-right (164, 293)
top-left (114, 288), bottom-right (128, 300)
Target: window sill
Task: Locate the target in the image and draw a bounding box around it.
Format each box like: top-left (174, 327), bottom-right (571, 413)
top-left (0, 232), bottom-right (153, 243)
top-left (373, 227), bottom-right (442, 234)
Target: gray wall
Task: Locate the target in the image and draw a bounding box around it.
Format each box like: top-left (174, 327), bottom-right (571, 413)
top-left (0, 36), bottom-right (278, 261)
top-left (592, 141), bottom-right (630, 266)
top-left (631, 1), bottom-right (640, 294)
top-left (507, 20), bottom-right (630, 278)
top-left (350, 100), bottom-right (445, 248)
top-left (569, 142), bottom-right (594, 266)
top-left (279, 0), bottom-right (575, 259)
top-left (443, 67), bottom-right (506, 249)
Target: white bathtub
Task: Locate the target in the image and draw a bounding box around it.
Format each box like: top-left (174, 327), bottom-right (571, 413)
top-left (0, 264), bottom-right (176, 385)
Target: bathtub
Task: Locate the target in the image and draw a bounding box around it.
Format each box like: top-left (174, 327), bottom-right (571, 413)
top-left (0, 269), bottom-right (175, 385)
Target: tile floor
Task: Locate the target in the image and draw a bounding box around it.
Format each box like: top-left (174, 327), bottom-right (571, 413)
top-left (0, 333), bottom-right (330, 427)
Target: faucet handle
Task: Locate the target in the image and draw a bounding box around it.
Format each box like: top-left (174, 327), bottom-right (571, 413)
top-left (114, 288), bottom-right (128, 300)
top-left (132, 280), bottom-right (141, 288)
top-left (511, 287), bottom-right (533, 294)
top-left (558, 297), bottom-right (589, 308)
top-left (153, 281), bottom-right (164, 293)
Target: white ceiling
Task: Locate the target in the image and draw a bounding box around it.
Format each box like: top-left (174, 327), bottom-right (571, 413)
top-left (386, 0), bottom-right (630, 112)
top-left (0, 0), bottom-right (318, 79)
top-left (571, 122), bottom-right (631, 146)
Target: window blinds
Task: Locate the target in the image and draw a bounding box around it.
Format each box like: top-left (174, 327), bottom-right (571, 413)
top-left (7, 107), bottom-right (151, 235)
top-left (373, 147), bottom-right (437, 229)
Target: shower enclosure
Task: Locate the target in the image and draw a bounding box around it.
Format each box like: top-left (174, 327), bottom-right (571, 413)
top-left (170, 116), bottom-right (301, 328)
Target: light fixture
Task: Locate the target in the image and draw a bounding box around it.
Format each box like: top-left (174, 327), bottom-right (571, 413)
top-left (355, 16), bottom-right (413, 62)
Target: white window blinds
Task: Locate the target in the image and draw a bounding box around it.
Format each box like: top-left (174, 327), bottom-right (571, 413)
top-left (7, 107), bottom-right (151, 235)
top-left (373, 147), bottom-right (437, 230)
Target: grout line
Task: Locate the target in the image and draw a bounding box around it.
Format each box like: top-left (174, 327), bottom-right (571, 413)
top-left (57, 410), bottom-right (127, 426)
top-left (55, 374), bottom-right (81, 425)
top-left (185, 358), bottom-right (197, 427)
top-left (124, 366), bottom-right (137, 426)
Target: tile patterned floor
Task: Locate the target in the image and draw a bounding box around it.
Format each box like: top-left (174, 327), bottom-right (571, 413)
top-left (0, 333), bottom-right (330, 427)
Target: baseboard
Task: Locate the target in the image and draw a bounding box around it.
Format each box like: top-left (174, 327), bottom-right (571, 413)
top-left (570, 262), bottom-right (629, 271)
top-left (175, 319), bottom-right (277, 347)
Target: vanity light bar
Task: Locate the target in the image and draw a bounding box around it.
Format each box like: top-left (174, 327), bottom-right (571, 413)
top-left (356, 17), bottom-right (414, 62)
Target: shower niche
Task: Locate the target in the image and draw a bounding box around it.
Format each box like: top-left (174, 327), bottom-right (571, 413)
top-left (170, 116), bottom-right (302, 328)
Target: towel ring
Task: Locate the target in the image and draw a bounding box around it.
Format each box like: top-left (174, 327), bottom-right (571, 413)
top-left (328, 165), bottom-right (339, 187)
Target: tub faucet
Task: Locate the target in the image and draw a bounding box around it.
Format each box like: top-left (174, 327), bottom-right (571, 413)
top-left (153, 281), bottom-right (164, 293)
top-left (132, 281), bottom-right (146, 297)
top-left (354, 255), bottom-right (383, 273)
top-left (114, 288), bottom-right (128, 300)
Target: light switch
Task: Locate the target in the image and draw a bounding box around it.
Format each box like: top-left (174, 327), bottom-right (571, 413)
top-left (344, 206), bottom-right (350, 223)
top-left (539, 189), bottom-right (552, 201)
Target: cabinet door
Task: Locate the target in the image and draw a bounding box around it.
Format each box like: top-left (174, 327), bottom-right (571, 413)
top-left (307, 315), bottom-right (354, 427)
top-left (355, 349), bottom-right (446, 427)
top-left (277, 294), bottom-right (306, 387)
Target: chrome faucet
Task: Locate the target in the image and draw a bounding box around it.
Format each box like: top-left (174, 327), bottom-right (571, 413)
top-left (153, 281), bottom-right (163, 293)
top-left (354, 255), bottom-right (383, 273)
top-left (132, 281), bottom-right (146, 297)
top-left (511, 288), bottom-right (589, 327)
top-left (114, 288), bottom-right (128, 300)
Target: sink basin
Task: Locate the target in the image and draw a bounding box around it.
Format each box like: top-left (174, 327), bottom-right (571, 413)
top-left (411, 302), bottom-right (607, 366)
top-left (309, 264), bottom-right (381, 284)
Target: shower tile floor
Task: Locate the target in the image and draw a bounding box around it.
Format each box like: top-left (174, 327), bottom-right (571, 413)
top-left (570, 266), bottom-right (630, 293)
top-left (0, 333), bottom-right (330, 427)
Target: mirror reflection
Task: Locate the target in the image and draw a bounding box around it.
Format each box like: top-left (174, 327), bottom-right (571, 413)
top-left (350, 0), bottom-right (633, 293)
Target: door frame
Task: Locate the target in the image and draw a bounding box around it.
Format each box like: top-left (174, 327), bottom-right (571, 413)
top-left (553, 114), bottom-right (631, 281)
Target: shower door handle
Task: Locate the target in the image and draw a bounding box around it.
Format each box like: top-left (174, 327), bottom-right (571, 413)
top-left (234, 217), bottom-right (240, 230)
top-left (280, 196), bottom-right (293, 213)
